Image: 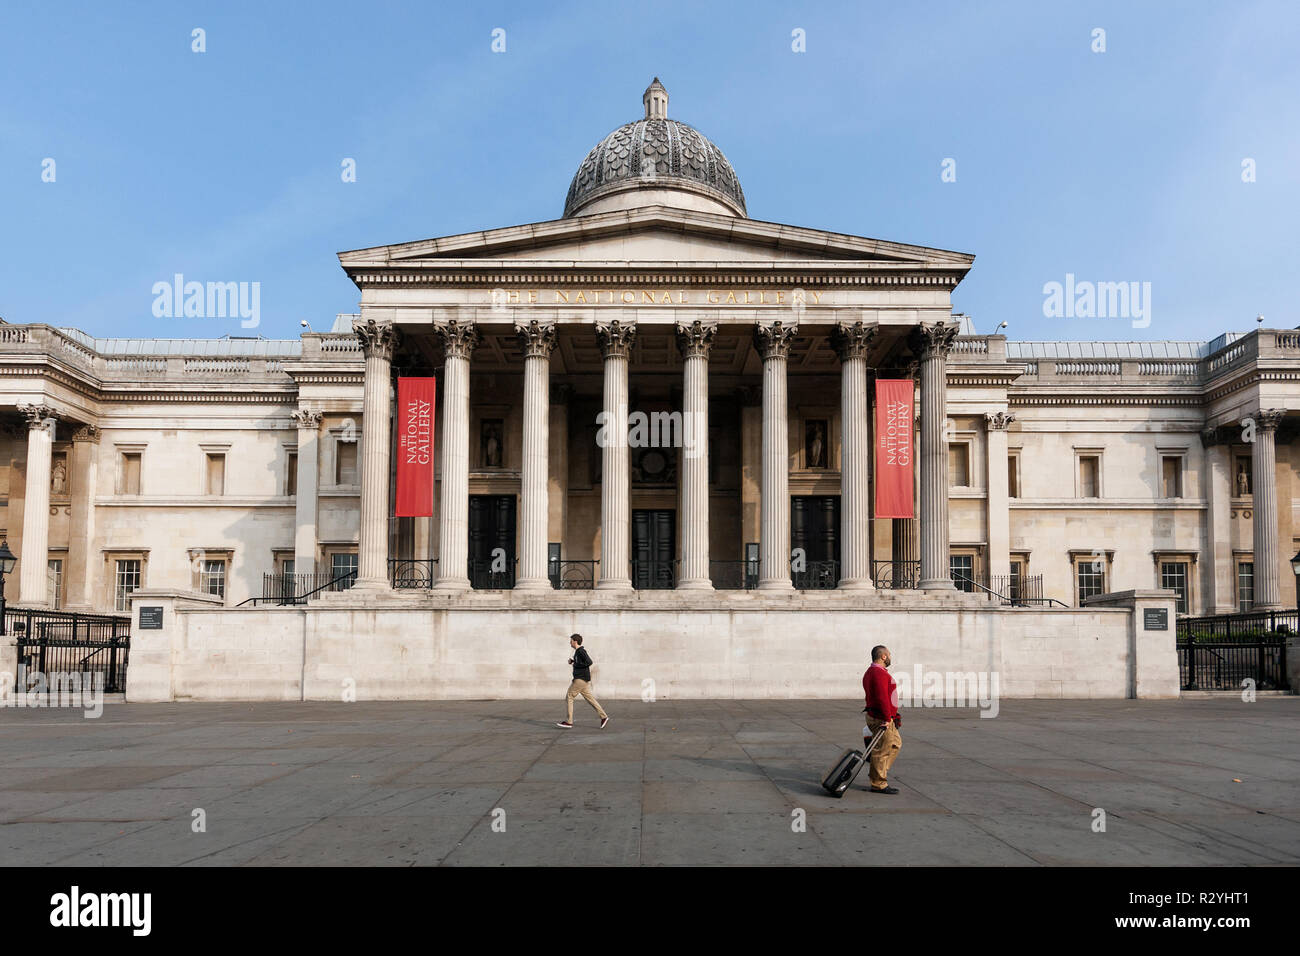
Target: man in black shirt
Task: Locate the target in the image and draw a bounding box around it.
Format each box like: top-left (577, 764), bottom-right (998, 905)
top-left (557, 633), bottom-right (609, 729)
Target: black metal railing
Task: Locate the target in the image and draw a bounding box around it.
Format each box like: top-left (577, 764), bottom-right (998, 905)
top-left (710, 559), bottom-right (760, 590)
top-left (240, 569), bottom-right (357, 606)
top-left (469, 558), bottom-right (516, 590)
top-left (873, 560), bottom-right (920, 590)
top-left (1175, 611), bottom-right (1292, 691)
top-left (7, 608), bottom-right (131, 694)
top-left (550, 559), bottom-right (598, 590)
top-left (631, 559), bottom-right (677, 590)
top-left (389, 559), bottom-right (438, 589)
top-left (792, 560), bottom-right (839, 591)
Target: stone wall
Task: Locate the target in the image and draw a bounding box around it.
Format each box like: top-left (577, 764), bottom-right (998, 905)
top-left (126, 590), bottom-right (1180, 702)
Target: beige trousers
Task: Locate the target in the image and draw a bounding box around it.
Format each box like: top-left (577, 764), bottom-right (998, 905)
top-left (865, 718), bottom-right (902, 788)
top-left (566, 679), bottom-right (607, 722)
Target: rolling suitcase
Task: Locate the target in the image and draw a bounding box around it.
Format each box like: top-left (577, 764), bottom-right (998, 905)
top-left (820, 722), bottom-right (889, 798)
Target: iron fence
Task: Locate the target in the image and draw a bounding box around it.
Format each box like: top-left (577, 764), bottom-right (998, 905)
top-left (710, 559), bottom-right (760, 590)
top-left (550, 560), bottom-right (598, 590)
top-left (389, 559), bottom-right (437, 589)
top-left (791, 560), bottom-right (839, 591)
top-left (873, 560), bottom-right (920, 590)
top-left (243, 569), bottom-right (356, 605)
top-left (1176, 611), bottom-right (1293, 690)
top-left (7, 607), bottom-right (131, 694)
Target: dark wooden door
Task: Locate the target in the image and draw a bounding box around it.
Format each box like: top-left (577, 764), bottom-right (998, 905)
top-left (468, 494), bottom-right (516, 588)
top-left (631, 509), bottom-right (675, 589)
top-left (790, 496), bottom-right (840, 588)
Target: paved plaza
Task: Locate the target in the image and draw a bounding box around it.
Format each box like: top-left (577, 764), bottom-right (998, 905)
top-left (1, 697), bottom-right (1297, 866)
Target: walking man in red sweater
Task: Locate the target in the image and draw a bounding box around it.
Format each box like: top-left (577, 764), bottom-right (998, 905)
top-left (863, 645), bottom-right (902, 794)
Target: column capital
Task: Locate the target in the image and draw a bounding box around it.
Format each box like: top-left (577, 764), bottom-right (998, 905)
top-left (675, 320), bottom-right (717, 359)
top-left (984, 411), bottom-right (1016, 431)
top-left (1200, 425), bottom-right (1220, 448)
top-left (354, 318), bottom-right (400, 360)
top-left (515, 319), bottom-right (557, 358)
top-left (753, 320), bottom-right (798, 359)
top-left (70, 424), bottom-right (101, 443)
top-left (830, 321), bottom-right (877, 362)
top-left (596, 319), bottom-right (637, 359)
top-left (436, 319), bottom-right (481, 359)
top-left (1253, 408), bottom-right (1286, 432)
top-left (909, 321), bottom-right (959, 360)
top-left (292, 408), bottom-right (323, 429)
top-left (17, 404), bottom-right (55, 433)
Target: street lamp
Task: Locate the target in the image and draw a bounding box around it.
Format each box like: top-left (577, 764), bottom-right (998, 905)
top-left (0, 539), bottom-right (15, 636)
top-left (1290, 548), bottom-right (1300, 615)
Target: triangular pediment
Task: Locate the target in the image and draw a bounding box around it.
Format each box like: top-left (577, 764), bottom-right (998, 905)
top-left (337, 205), bottom-right (974, 276)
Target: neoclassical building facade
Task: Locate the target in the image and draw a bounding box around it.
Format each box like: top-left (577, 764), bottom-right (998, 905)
top-left (2, 81), bottom-right (1297, 633)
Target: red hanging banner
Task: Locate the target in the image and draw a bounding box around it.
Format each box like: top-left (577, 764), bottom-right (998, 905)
top-left (874, 379), bottom-right (914, 519)
top-left (395, 376), bottom-right (436, 517)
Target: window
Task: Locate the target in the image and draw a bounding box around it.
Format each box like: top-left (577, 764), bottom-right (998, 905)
top-left (200, 559), bottom-right (226, 598)
top-left (115, 559), bottom-right (141, 612)
top-left (1008, 557), bottom-right (1027, 604)
top-left (948, 443), bottom-right (970, 487)
top-left (1007, 451), bottom-right (1020, 498)
top-left (336, 441), bottom-right (358, 485)
top-left (1161, 456), bottom-right (1183, 498)
top-left (330, 552), bottom-right (358, 589)
top-left (47, 559), bottom-right (63, 609)
top-left (1237, 561), bottom-right (1254, 612)
top-left (120, 452), bottom-right (142, 495)
top-left (950, 553), bottom-right (975, 592)
top-left (1160, 561), bottom-right (1189, 614)
top-left (1078, 455), bottom-right (1100, 498)
top-left (205, 453), bottom-right (226, 496)
top-left (286, 452), bottom-right (298, 497)
top-left (1074, 554), bottom-right (1107, 605)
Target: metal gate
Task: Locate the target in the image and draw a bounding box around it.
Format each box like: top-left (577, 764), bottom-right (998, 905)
top-left (1176, 611), bottom-right (1292, 691)
top-left (6, 608), bottom-right (132, 694)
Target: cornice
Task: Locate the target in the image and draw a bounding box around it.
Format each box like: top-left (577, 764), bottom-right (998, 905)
top-left (348, 269), bottom-right (966, 290)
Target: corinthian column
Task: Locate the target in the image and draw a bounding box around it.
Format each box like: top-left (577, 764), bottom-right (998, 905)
top-left (833, 321), bottom-right (877, 589)
top-left (595, 320), bottom-right (636, 589)
top-left (435, 320), bottom-right (481, 590)
top-left (912, 322), bottom-right (958, 591)
top-left (755, 320), bottom-right (798, 590)
top-left (353, 320), bottom-right (399, 590)
top-left (676, 320), bottom-right (715, 589)
top-left (292, 409), bottom-right (323, 578)
top-left (515, 320), bottom-right (556, 590)
top-left (17, 404), bottom-right (55, 607)
top-left (1251, 408), bottom-right (1285, 609)
top-left (985, 412), bottom-right (1015, 587)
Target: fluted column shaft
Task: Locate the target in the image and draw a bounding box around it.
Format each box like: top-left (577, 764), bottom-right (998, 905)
top-left (435, 321), bottom-right (480, 590)
top-left (293, 409), bottom-right (322, 578)
top-left (985, 412), bottom-right (1015, 584)
top-left (354, 320), bottom-right (399, 589)
top-left (833, 322), bottom-right (876, 589)
top-left (18, 405), bottom-right (54, 606)
top-left (677, 321), bottom-right (715, 589)
top-left (1252, 409), bottom-right (1285, 608)
top-left (915, 323), bottom-right (958, 590)
top-left (756, 321), bottom-right (798, 589)
top-left (596, 320), bottom-right (635, 589)
top-left (516, 321), bottom-right (556, 589)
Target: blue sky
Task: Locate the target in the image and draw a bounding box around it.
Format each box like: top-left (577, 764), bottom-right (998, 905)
top-left (1, 0), bottom-right (1297, 342)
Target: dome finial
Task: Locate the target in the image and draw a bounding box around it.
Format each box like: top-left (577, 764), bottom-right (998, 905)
top-left (643, 77), bottom-right (668, 120)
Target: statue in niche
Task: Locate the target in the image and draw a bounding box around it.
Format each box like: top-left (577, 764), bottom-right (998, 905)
top-left (481, 420), bottom-right (503, 468)
top-left (806, 421), bottom-right (827, 469)
top-left (1236, 461), bottom-right (1251, 496)
top-left (50, 458), bottom-right (67, 496)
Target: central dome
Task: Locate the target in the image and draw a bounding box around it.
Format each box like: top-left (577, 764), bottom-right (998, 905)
top-left (563, 79), bottom-right (747, 219)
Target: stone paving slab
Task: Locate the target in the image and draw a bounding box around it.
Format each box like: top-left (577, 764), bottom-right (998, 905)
top-left (0, 697), bottom-right (1297, 866)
